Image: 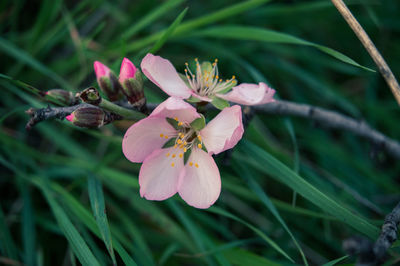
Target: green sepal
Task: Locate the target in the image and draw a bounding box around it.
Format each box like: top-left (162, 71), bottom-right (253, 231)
top-left (186, 95), bottom-right (202, 103)
top-left (166, 117), bottom-right (179, 130)
top-left (211, 97), bottom-right (230, 110)
top-left (162, 138), bottom-right (177, 148)
top-left (201, 144), bottom-right (208, 153)
top-left (190, 114), bottom-right (206, 131)
top-left (183, 148), bottom-right (192, 165)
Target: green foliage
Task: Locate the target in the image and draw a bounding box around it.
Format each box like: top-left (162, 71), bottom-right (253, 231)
top-left (1, 0), bottom-right (400, 265)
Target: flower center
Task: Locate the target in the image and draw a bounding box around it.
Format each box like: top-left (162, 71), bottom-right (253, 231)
top-left (160, 117), bottom-right (203, 168)
top-left (184, 58), bottom-right (236, 97)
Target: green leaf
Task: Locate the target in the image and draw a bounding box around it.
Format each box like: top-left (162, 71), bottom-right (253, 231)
top-left (0, 37), bottom-right (72, 89)
top-left (211, 97), bottom-right (230, 110)
top-left (88, 175), bottom-right (116, 265)
top-left (0, 204), bottom-right (18, 260)
top-left (186, 95), bottom-right (203, 103)
top-left (190, 25), bottom-right (374, 72)
top-left (162, 138), bottom-right (177, 148)
top-left (183, 148), bottom-right (192, 165)
top-left (208, 206), bottom-right (294, 263)
top-left (122, 0), bottom-right (185, 39)
top-left (149, 8), bottom-right (188, 54)
top-left (322, 255), bottom-right (349, 266)
top-left (190, 114), bottom-right (206, 131)
top-left (238, 141), bottom-right (380, 238)
top-left (233, 163), bottom-right (308, 265)
top-left (37, 179), bottom-right (101, 266)
top-left (166, 117), bottom-right (180, 130)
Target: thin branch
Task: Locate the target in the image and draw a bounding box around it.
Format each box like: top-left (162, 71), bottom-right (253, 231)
top-left (343, 201), bottom-right (400, 265)
top-left (254, 100), bottom-right (400, 160)
top-left (331, 0), bottom-right (400, 105)
top-left (26, 100), bottom-right (400, 160)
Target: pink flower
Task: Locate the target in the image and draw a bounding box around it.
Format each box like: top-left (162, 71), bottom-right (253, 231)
top-left (119, 58), bottom-right (137, 84)
top-left (141, 53), bottom-right (276, 106)
top-left (122, 97), bottom-right (244, 208)
top-left (94, 61), bottom-right (111, 80)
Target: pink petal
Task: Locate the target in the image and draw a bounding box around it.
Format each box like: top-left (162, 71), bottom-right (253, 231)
top-left (139, 147), bottom-right (185, 201)
top-left (178, 148), bottom-right (221, 209)
top-left (122, 117), bottom-right (177, 163)
top-left (191, 92), bottom-right (212, 102)
top-left (217, 82), bottom-right (275, 105)
top-left (119, 58), bottom-right (137, 83)
top-left (66, 113), bottom-right (75, 122)
top-left (150, 97), bottom-right (200, 123)
top-left (94, 61), bottom-right (111, 79)
top-left (200, 105), bottom-right (244, 155)
top-left (141, 53), bottom-right (191, 98)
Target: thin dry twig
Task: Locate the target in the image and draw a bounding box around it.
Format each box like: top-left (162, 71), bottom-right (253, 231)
top-left (343, 201), bottom-right (400, 265)
top-left (254, 100), bottom-right (400, 160)
top-left (331, 0), bottom-right (400, 105)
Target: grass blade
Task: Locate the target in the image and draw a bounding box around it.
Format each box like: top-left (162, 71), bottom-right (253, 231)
top-left (233, 162), bottom-right (308, 265)
top-left (0, 204), bottom-right (18, 260)
top-left (208, 206), bottom-right (294, 263)
top-left (149, 8), bottom-right (188, 54)
top-left (36, 179), bottom-right (101, 266)
top-left (190, 25), bottom-right (374, 72)
top-left (237, 140), bottom-right (379, 238)
top-left (88, 175), bottom-right (116, 265)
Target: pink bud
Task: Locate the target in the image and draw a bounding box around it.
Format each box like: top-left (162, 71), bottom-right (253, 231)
top-left (94, 61), bottom-right (111, 79)
top-left (119, 58), bottom-right (137, 83)
top-left (66, 113), bottom-right (75, 122)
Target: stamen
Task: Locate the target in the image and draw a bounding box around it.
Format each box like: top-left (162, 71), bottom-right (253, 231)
top-left (195, 163), bottom-right (199, 168)
top-left (171, 163), bottom-right (175, 167)
top-left (166, 153), bottom-right (170, 157)
top-left (164, 135), bottom-right (168, 139)
top-left (177, 139), bottom-right (182, 144)
top-left (160, 133), bottom-right (164, 138)
top-left (172, 154), bottom-right (176, 158)
top-left (183, 147), bottom-right (187, 152)
top-left (197, 144), bottom-right (202, 149)
top-left (179, 153), bottom-right (183, 158)
top-left (189, 162), bottom-right (193, 166)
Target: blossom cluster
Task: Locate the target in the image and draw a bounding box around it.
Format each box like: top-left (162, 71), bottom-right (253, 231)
top-left (92, 54), bottom-right (276, 208)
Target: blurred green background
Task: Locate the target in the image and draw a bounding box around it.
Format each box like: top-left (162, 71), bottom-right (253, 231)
top-left (1, 0), bottom-right (400, 265)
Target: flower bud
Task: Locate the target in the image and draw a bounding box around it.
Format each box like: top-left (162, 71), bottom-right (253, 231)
top-left (119, 58), bottom-right (145, 108)
top-left (42, 89), bottom-right (78, 106)
top-left (94, 61), bottom-right (121, 101)
top-left (66, 107), bottom-right (105, 128)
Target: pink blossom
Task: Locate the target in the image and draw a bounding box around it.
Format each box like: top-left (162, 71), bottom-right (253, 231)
top-left (141, 53), bottom-right (276, 106)
top-left (66, 113), bottom-right (75, 122)
top-left (94, 61), bottom-right (111, 80)
top-left (122, 97), bottom-right (244, 208)
top-left (119, 58), bottom-right (137, 84)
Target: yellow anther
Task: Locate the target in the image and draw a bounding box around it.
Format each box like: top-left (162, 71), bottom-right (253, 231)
top-left (185, 62), bottom-right (188, 65)
top-left (174, 144), bottom-right (178, 148)
top-left (197, 135), bottom-right (202, 141)
top-left (178, 122), bottom-right (183, 126)
top-left (232, 75), bottom-right (236, 79)
top-left (212, 62), bottom-right (216, 66)
top-left (183, 141), bottom-right (187, 145)
top-left (166, 153), bottom-right (170, 157)
top-left (179, 144), bottom-right (184, 148)
top-left (184, 69), bottom-right (187, 72)
top-left (177, 139), bottom-right (182, 144)
top-left (179, 153), bottom-right (183, 158)
top-left (183, 147), bottom-right (187, 152)
top-left (164, 135), bottom-right (168, 139)
top-left (215, 75), bottom-right (219, 79)
top-left (219, 79), bottom-right (222, 82)
top-left (195, 58), bottom-right (198, 61)
top-left (195, 163), bottom-right (199, 168)
top-left (171, 163), bottom-right (175, 167)
top-left (197, 144), bottom-right (202, 149)
top-left (160, 133), bottom-right (164, 138)
top-left (189, 162), bottom-right (193, 166)
top-left (215, 58), bottom-right (218, 62)
top-left (172, 154), bottom-right (176, 158)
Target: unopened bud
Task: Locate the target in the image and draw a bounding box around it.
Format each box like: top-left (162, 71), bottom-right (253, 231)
top-left (94, 61), bottom-right (121, 101)
top-left (119, 58), bottom-right (145, 108)
top-left (42, 89), bottom-right (78, 106)
top-left (66, 107), bottom-right (105, 128)
top-left (79, 87), bottom-right (101, 105)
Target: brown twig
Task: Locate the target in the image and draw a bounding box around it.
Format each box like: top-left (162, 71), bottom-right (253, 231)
top-left (343, 201), bottom-right (400, 265)
top-left (331, 0), bottom-right (400, 105)
top-left (254, 100), bottom-right (400, 160)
